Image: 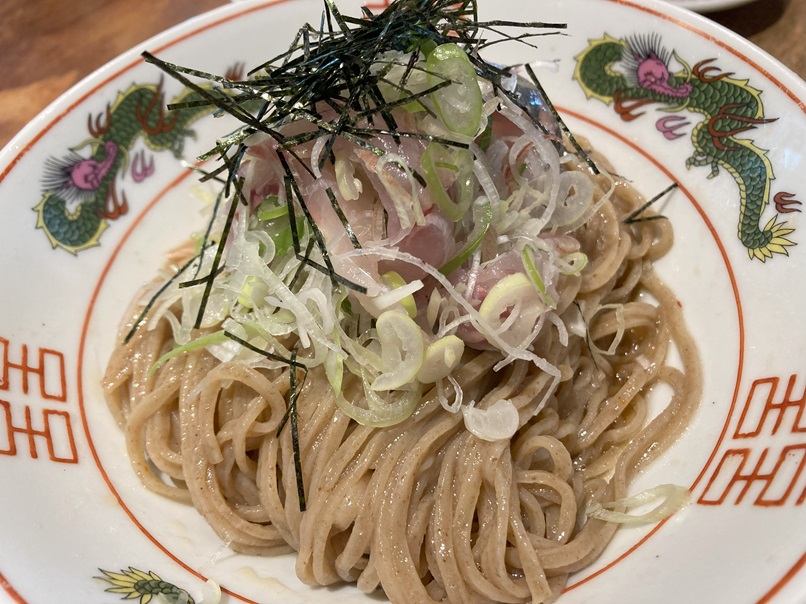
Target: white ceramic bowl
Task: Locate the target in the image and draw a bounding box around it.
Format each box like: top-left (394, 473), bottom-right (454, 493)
top-left (1, 0), bottom-right (805, 602)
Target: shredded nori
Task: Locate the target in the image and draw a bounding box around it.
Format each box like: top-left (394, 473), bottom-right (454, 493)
top-left (326, 187), bottom-right (362, 249)
top-left (123, 244), bottom-right (213, 345)
top-left (624, 182), bottom-right (678, 224)
top-left (521, 62), bottom-right (598, 174)
top-left (138, 0), bottom-right (569, 307)
top-left (273, 349), bottom-right (308, 511)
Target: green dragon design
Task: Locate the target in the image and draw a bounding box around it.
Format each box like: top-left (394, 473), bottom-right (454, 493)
top-left (573, 34), bottom-right (801, 261)
top-left (97, 567), bottom-right (195, 604)
top-left (34, 65), bottom-right (243, 254)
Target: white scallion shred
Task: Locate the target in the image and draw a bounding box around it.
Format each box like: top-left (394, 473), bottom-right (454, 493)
top-left (586, 484), bottom-right (691, 525)
top-left (589, 303), bottom-right (626, 356)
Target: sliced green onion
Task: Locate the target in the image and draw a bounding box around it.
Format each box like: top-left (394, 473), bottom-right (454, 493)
top-left (335, 381), bottom-right (421, 428)
top-left (417, 335), bottom-right (464, 383)
top-left (256, 191), bottom-right (303, 257)
top-left (559, 251), bottom-right (588, 275)
top-left (477, 115), bottom-right (493, 151)
top-left (426, 43), bottom-right (483, 137)
top-left (439, 199), bottom-right (492, 274)
top-left (521, 246), bottom-right (557, 309)
top-left (238, 276), bottom-right (266, 309)
top-left (148, 331), bottom-right (228, 377)
top-left (375, 55), bottom-right (431, 114)
top-left (478, 272), bottom-right (545, 349)
top-left (269, 216), bottom-right (305, 257)
top-left (418, 39), bottom-right (437, 57)
top-left (257, 195), bottom-right (286, 220)
top-left (381, 271), bottom-right (417, 318)
top-left (369, 309), bottom-right (425, 391)
top-left (421, 142), bottom-right (475, 222)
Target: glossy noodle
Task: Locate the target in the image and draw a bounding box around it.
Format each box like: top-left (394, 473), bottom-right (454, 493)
top-left (104, 154), bottom-right (701, 603)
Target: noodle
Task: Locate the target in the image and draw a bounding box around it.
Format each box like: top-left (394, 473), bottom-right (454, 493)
top-left (103, 3), bottom-right (702, 600)
top-left (103, 158), bottom-right (702, 602)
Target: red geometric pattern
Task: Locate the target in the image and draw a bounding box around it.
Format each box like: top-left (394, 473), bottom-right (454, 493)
top-left (0, 336), bottom-right (66, 401)
top-left (735, 374), bottom-right (806, 438)
top-left (0, 336), bottom-right (77, 463)
top-left (699, 374), bottom-right (806, 507)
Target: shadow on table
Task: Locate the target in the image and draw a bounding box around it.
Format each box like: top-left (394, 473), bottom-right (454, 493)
top-left (705, 0), bottom-right (788, 39)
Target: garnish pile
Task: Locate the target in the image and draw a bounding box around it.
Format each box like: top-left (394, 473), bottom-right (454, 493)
top-left (132, 0), bottom-right (609, 473)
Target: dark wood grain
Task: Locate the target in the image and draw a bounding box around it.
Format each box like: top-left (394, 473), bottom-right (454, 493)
top-left (708, 0), bottom-right (806, 78)
top-left (0, 0), bottom-right (226, 148)
top-left (0, 0), bottom-right (803, 149)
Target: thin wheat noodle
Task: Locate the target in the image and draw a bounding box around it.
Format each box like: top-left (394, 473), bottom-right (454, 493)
top-left (103, 155), bottom-right (702, 603)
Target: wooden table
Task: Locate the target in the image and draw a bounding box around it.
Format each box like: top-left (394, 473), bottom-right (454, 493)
top-left (0, 0), bottom-right (804, 149)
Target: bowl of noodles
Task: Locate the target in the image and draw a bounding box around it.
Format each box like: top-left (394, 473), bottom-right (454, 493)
top-left (1, 0), bottom-right (805, 603)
